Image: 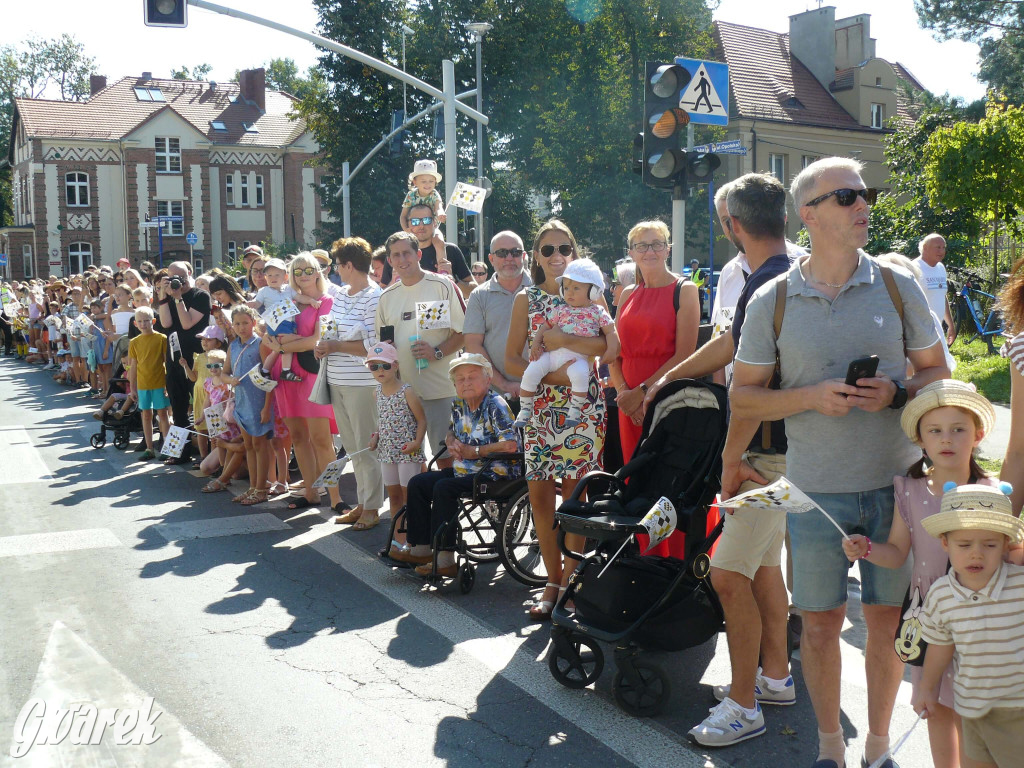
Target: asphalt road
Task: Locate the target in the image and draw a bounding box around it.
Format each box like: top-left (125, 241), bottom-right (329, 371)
top-left (0, 358), bottom-right (938, 767)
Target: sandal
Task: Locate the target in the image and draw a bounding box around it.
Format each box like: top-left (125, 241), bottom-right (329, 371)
top-left (201, 479), bottom-right (230, 493)
top-left (528, 582), bottom-right (561, 622)
top-left (232, 488), bottom-right (256, 503)
top-left (268, 482), bottom-right (287, 496)
top-left (240, 490), bottom-right (269, 506)
top-left (352, 511), bottom-right (379, 531)
top-left (287, 496), bottom-right (320, 510)
top-left (280, 370), bottom-right (303, 383)
top-left (333, 505), bottom-right (361, 524)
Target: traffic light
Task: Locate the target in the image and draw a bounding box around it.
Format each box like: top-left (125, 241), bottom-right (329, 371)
top-left (642, 62), bottom-right (691, 188)
top-left (683, 150), bottom-right (721, 184)
top-left (144, 0), bottom-right (187, 28)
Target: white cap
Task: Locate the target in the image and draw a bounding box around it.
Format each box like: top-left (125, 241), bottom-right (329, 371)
top-left (556, 258), bottom-right (604, 292)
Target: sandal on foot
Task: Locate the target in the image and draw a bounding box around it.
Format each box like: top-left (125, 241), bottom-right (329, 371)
top-left (232, 489), bottom-right (256, 503)
top-left (268, 482), bottom-right (287, 496)
top-left (352, 511), bottom-right (379, 531)
top-left (287, 496), bottom-right (319, 510)
top-left (528, 582), bottom-right (561, 622)
top-left (280, 370), bottom-right (303, 383)
top-left (201, 479), bottom-right (230, 493)
top-left (240, 490), bottom-right (269, 506)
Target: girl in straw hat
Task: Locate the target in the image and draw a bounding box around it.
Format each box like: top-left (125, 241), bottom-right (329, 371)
top-left (843, 379), bottom-right (1000, 768)
top-left (914, 483), bottom-right (1024, 768)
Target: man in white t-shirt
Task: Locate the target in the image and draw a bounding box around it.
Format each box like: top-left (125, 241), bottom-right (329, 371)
top-left (913, 233), bottom-right (956, 346)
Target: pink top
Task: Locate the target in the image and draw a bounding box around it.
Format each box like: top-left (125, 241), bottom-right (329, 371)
top-left (549, 303), bottom-right (612, 339)
top-left (271, 298), bottom-right (338, 429)
top-left (204, 378), bottom-right (241, 441)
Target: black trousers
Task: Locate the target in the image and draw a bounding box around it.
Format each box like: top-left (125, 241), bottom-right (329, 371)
top-left (0, 316), bottom-right (12, 353)
top-left (164, 353), bottom-right (194, 445)
top-left (405, 469), bottom-right (476, 550)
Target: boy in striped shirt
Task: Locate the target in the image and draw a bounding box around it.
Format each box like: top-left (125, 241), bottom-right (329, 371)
top-left (915, 483), bottom-right (1024, 768)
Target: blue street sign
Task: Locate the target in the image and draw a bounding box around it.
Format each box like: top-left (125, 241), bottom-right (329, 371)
top-left (186, 232), bottom-right (198, 245)
top-left (715, 147), bottom-right (748, 156)
top-left (0, 254), bottom-right (7, 266)
top-left (690, 144), bottom-right (712, 154)
top-left (675, 58), bottom-right (729, 127)
top-left (711, 139), bottom-right (742, 151)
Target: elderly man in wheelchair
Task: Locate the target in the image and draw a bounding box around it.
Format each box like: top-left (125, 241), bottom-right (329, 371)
top-left (388, 353), bottom-right (520, 578)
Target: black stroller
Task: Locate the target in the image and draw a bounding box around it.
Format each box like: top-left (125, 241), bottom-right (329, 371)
top-left (89, 370), bottom-right (150, 450)
top-left (548, 379), bottom-right (728, 716)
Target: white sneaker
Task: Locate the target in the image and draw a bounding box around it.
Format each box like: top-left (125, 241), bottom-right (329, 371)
top-left (687, 697), bottom-right (765, 747)
top-left (713, 668), bottom-right (796, 706)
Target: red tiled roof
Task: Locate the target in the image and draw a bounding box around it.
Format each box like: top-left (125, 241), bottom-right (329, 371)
top-left (14, 76), bottom-right (306, 147)
top-left (714, 21), bottom-right (920, 128)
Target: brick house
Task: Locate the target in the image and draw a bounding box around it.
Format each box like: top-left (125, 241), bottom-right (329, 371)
top-left (710, 7), bottom-right (925, 258)
top-left (1, 68), bottom-right (326, 280)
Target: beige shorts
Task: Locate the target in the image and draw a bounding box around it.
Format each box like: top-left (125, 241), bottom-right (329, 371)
top-left (711, 451), bottom-right (787, 580)
top-left (962, 706), bottom-right (1024, 765)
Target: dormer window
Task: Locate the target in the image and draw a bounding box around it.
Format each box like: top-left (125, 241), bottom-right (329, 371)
top-left (210, 120), bottom-right (227, 131)
top-left (242, 123), bottom-right (259, 133)
top-left (871, 103), bottom-right (885, 129)
top-left (134, 87), bottom-right (165, 102)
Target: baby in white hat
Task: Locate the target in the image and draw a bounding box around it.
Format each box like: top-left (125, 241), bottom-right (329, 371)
top-left (514, 258), bottom-right (619, 429)
top-left (400, 159), bottom-right (447, 261)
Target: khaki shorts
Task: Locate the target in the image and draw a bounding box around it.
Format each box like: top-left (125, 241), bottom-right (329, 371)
top-left (962, 706), bottom-right (1024, 765)
top-left (711, 451), bottom-right (787, 580)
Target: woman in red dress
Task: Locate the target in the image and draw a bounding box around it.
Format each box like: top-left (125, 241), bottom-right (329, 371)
top-left (609, 219), bottom-right (700, 462)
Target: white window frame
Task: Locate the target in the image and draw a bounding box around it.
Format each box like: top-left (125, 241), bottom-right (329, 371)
top-left (22, 245), bottom-right (33, 278)
top-left (65, 172), bottom-right (89, 207)
top-left (255, 175), bottom-right (264, 207)
top-left (225, 176), bottom-right (234, 206)
top-left (227, 241), bottom-right (236, 262)
top-left (871, 103), bottom-right (885, 129)
top-left (768, 154), bottom-right (785, 183)
top-left (801, 155), bottom-right (820, 170)
top-left (242, 241), bottom-right (251, 252)
top-left (240, 176), bottom-right (249, 206)
top-left (155, 137), bottom-right (181, 173)
top-left (68, 242), bottom-right (93, 273)
top-left (193, 257), bottom-right (204, 274)
top-left (156, 200), bottom-right (184, 236)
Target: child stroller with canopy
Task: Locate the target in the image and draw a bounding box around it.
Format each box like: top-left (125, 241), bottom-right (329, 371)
top-left (547, 379), bottom-right (728, 716)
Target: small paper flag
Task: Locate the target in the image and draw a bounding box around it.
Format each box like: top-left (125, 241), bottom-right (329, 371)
top-left (318, 316), bottom-right (338, 341)
top-left (447, 181), bottom-right (487, 213)
top-left (416, 300), bottom-right (451, 330)
top-left (203, 399), bottom-right (231, 436)
top-left (639, 497), bottom-right (677, 553)
top-left (262, 300), bottom-right (300, 332)
top-left (246, 364), bottom-right (278, 392)
top-left (312, 457), bottom-right (349, 489)
top-left (159, 425), bottom-right (192, 458)
top-left (719, 476), bottom-right (850, 540)
top-left (168, 331), bottom-right (181, 356)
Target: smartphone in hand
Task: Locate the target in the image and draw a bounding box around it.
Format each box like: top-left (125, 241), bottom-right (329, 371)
top-left (845, 355), bottom-right (879, 388)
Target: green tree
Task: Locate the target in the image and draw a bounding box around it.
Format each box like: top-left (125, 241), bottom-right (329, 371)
top-left (171, 63), bottom-right (213, 80)
top-left (233, 58), bottom-right (325, 100)
top-left (0, 34), bottom-right (96, 226)
top-left (923, 98), bottom-right (1024, 284)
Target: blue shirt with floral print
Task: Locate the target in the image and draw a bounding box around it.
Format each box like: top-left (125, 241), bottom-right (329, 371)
top-left (450, 391), bottom-right (520, 479)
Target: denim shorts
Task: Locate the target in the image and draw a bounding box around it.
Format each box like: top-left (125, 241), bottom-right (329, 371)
top-left (788, 485), bottom-right (910, 612)
top-left (68, 336), bottom-right (87, 358)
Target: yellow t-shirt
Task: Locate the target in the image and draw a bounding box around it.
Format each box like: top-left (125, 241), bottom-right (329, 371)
top-left (129, 332), bottom-right (167, 390)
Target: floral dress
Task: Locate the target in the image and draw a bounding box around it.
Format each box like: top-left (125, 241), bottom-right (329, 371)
top-left (523, 286), bottom-right (606, 480)
top-left (203, 379), bottom-right (241, 441)
top-left (376, 383), bottom-right (425, 465)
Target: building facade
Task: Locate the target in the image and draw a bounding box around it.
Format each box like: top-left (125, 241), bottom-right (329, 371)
top-left (1, 68), bottom-right (326, 279)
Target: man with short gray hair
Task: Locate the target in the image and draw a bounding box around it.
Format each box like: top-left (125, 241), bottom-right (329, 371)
top-left (914, 233), bottom-right (956, 346)
top-left (463, 230), bottom-right (532, 397)
top-left (732, 157), bottom-right (948, 768)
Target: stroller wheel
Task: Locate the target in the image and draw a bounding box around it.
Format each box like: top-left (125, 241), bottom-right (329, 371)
top-left (90, 434), bottom-right (105, 449)
top-left (548, 630), bottom-right (604, 689)
top-left (113, 431), bottom-right (129, 450)
top-left (458, 563), bottom-right (475, 594)
top-left (613, 659), bottom-right (670, 717)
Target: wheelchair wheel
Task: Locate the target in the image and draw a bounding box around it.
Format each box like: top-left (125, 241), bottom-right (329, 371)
top-left (113, 431), bottom-right (129, 450)
top-left (497, 489), bottom-right (548, 587)
top-left (613, 659), bottom-right (670, 717)
top-left (458, 562), bottom-right (476, 594)
top-left (460, 501), bottom-right (500, 564)
top-left (548, 628), bottom-right (604, 689)
top-left (90, 434), bottom-right (105, 449)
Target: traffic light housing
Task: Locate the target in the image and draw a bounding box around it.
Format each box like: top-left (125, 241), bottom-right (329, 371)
top-left (684, 150), bottom-right (721, 184)
top-left (642, 62), bottom-right (691, 188)
top-left (144, 0), bottom-right (187, 28)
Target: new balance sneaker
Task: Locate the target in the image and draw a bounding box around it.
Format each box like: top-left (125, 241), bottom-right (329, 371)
top-left (687, 697), bottom-right (766, 747)
top-left (712, 668), bottom-right (796, 706)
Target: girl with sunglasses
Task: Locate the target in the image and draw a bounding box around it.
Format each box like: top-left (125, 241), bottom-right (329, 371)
top-left (198, 349), bottom-right (247, 493)
top-left (180, 324), bottom-right (229, 462)
top-left (365, 342), bottom-right (426, 538)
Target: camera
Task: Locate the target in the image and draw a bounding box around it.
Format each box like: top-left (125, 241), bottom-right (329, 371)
top-left (168, 277), bottom-right (183, 291)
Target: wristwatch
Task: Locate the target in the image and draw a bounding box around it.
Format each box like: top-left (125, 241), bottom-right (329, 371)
top-left (639, 382), bottom-right (649, 393)
top-left (889, 380), bottom-right (908, 410)
top-left (433, 346), bottom-right (444, 361)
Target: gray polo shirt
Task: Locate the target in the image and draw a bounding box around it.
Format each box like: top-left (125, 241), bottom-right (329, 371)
top-left (735, 253), bottom-right (940, 493)
top-left (463, 271), bottom-right (532, 386)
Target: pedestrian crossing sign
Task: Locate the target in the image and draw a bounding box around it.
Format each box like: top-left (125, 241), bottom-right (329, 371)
top-left (675, 58), bottom-right (729, 126)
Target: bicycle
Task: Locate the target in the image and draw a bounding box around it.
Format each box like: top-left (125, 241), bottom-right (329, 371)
top-left (947, 265), bottom-right (1004, 353)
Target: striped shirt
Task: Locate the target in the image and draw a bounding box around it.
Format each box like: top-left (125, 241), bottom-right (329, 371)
top-left (325, 283), bottom-right (381, 387)
top-left (919, 562), bottom-right (1024, 717)
top-left (1003, 332), bottom-right (1024, 375)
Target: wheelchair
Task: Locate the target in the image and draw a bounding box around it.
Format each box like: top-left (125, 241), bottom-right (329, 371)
top-left (380, 447), bottom-right (547, 594)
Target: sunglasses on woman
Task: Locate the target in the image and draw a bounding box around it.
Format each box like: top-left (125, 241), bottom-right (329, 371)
top-left (292, 267), bottom-right (318, 276)
top-left (472, 271), bottom-right (487, 277)
top-left (804, 187), bottom-right (878, 207)
top-left (368, 362), bottom-right (393, 371)
top-left (539, 244), bottom-right (573, 258)
top-left (206, 363), bottom-right (224, 370)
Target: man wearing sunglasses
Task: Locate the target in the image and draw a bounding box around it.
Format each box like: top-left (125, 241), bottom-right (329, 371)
top-left (380, 203), bottom-right (473, 295)
top-left (464, 231), bottom-right (532, 397)
top-left (376, 232), bottom-right (466, 466)
top-left (731, 157), bottom-right (948, 768)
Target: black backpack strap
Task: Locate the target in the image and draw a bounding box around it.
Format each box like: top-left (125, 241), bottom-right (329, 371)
top-left (761, 275), bottom-right (788, 451)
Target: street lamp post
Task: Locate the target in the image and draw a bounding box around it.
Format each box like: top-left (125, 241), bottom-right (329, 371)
top-left (465, 21), bottom-right (492, 263)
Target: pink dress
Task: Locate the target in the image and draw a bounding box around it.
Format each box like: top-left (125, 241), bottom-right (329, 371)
top-left (204, 379), bottom-right (241, 441)
top-left (896, 474), bottom-right (996, 706)
top-left (271, 298), bottom-right (338, 430)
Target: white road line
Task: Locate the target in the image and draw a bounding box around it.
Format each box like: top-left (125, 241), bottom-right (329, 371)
top-left (287, 522), bottom-right (735, 768)
top-left (0, 529), bottom-right (121, 559)
top-left (153, 513), bottom-right (291, 542)
top-left (0, 427), bottom-right (52, 483)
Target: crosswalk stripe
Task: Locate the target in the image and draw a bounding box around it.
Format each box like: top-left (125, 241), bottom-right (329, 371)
top-left (0, 529), bottom-right (121, 559)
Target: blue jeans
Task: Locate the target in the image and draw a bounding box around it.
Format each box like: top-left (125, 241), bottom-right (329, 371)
top-left (788, 485), bottom-right (911, 612)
